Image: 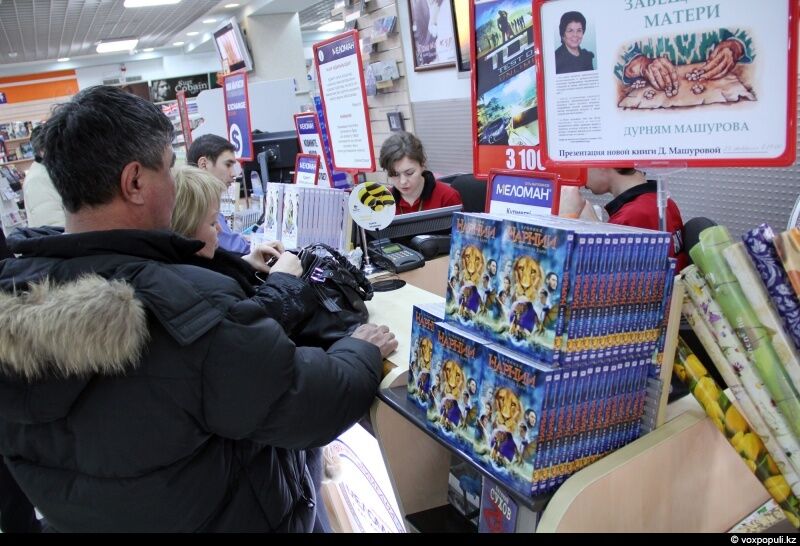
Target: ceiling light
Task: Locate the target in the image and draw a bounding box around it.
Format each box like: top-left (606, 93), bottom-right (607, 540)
top-left (172, 41), bottom-right (185, 46)
top-left (317, 20), bottom-right (345, 32)
top-left (57, 57), bottom-right (70, 62)
top-left (96, 39), bottom-right (139, 53)
top-left (142, 48), bottom-right (154, 52)
top-left (186, 31), bottom-right (199, 36)
top-left (124, 0), bottom-right (181, 7)
top-left (202, 18), bottom-right (217, 24)
top-left (224, 3), bottom-right (240, 8)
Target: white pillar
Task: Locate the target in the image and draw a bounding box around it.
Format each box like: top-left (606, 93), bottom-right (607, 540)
top-left (244, 13), bottom-right (309, 94)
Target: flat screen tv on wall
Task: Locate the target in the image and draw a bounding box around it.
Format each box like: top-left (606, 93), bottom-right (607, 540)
top-left (213, 18), bottom-right (254, 73)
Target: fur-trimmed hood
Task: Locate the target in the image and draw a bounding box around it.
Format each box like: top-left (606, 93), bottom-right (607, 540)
top-left (0, 275), bottom-right (148, 380)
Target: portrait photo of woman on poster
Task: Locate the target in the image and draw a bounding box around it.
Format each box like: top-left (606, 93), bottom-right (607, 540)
top-left (554, 11), bottom-right (596, 74)
top-left (408, 0), bottom-right (457, 70)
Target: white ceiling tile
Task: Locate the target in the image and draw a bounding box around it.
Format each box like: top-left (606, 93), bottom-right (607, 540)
top-left (0, 0), bottom-right (221, 64)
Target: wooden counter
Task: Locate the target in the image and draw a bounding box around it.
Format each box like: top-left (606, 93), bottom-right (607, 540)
top-left (365, 256), bottom-right (770, 532)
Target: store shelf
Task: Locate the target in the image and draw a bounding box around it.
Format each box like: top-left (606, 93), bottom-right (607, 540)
top-left (377, 385), bottom-right (553, 514)
top-left (3, 136), bottom-right (31, 145)
top-left (2, 219), bottom-right (25, 229)
top-left (405, 504), bottom-right (477, 533)
top-left (0, 158), bottom-right (34, 166)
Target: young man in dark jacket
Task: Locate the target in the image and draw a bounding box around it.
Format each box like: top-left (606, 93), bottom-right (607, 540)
top-left (0, 86), bottom-right (397, 532)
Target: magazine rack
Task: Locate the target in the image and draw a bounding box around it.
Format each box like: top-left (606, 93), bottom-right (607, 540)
top-left (366, 267), bottom-right (769, 532)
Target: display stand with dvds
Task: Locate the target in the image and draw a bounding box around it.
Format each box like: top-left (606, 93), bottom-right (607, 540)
top-left (366, 259), bottom-right (771, 532)
top-left (0, 168), bottom-right (26, 236)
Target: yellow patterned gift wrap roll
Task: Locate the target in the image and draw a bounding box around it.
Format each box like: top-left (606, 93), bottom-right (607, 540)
top-left (681, 268), bottom-right (800, 479)
top-left (681, 294), bottom-right (800, 493)
top-left (674, 336), bottom-right (800, 528)
top-left (690, 227), bottom-right (800, 440)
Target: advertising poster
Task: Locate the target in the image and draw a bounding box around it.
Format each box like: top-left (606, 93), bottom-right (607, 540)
top-left (119, 82), bottom-right (151, 101)
top-left (313, 31), bottom-right (376, 172)
top-left (486, 170), bottom-right (556, 217)
top-left (176, 90), bottom-right (193, 154)
top-left (222, 72), bottom-right (253, 161)
top-left (150, 73), bottom-right (211, 103)
top-left (293, 154), bottom-right (320, 185)
top-left (294, 112), bottom-right (335, 187)
top-left (348, 182), bottom-right (396, 231)
top-left (472, 0), bottom-right (584, 182)
top-left (535, 0), bottom-right (798, 167)
top-left (409, 0), bottom-right (458, 70)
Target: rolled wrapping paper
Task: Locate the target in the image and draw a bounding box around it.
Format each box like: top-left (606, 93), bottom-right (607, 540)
top-left (690, 226), bottom-right (800, 440)
top-left (674, 335), bottom-right (800, 527)
top-left (774, 228), bottom-right (800, 298)
top-left (725, 241), bottom-right (800, 388)
top-left (743, 224), bottom-right (800, 356)
top-left (680, 290), bottom-right (800, 489)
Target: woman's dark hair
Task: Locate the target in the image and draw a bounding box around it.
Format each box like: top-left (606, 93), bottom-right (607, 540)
top-left (41, 85), bottom-right (174, 213)
top-left (379, 131), bottom-right (427, 175)
top-left (559, 11), bottom-right (586, 39)
top-left (615, 168), bottom-right (638, 176)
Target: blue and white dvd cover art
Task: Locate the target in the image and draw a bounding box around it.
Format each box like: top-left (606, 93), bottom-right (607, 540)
top-left (408, 303), bottom-right (444, 410)
top-left (445, 213), bottom-right (506, 339)
top-left (495, 219), bottom-right (574, 364)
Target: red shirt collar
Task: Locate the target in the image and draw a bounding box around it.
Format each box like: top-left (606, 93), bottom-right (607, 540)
top-left (391, 171), bottom-right (436, 210)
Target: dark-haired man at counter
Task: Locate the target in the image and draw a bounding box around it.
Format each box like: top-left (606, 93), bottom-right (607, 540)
top-left (0, 85), bottom-right (397, 532)
top-left (188, 134), bottom-right (250, 254)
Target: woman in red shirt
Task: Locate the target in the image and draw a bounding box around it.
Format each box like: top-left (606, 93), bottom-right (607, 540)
top-left (379, 131), bottom-right (462, 214)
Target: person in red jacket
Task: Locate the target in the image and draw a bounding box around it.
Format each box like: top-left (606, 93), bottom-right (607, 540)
top-left (379, 131), bottom-right (462, 214)
top-left (561, 168), bottom-right (688, 271)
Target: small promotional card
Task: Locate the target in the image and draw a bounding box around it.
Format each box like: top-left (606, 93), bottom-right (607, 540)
top-left (293, 153), bottom-right (320, 186)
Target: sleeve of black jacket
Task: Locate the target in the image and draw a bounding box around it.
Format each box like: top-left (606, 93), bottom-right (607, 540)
top-left (201, 297), bottom-right (383, 449)
top-left (251, 272), bottom-right (317, 335)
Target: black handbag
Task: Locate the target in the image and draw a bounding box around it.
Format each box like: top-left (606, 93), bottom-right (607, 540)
top-left (292, 243), bottom-right (373, 349)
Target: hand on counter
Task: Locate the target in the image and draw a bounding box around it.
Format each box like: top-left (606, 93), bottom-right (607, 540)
top-left (352, 323), bottom-right (398, 358)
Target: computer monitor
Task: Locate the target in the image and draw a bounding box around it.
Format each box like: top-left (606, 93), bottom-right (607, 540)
top-left (360, 204), bottom-right (463, 246)
top-left (241, 131), bottom-right (300, 191)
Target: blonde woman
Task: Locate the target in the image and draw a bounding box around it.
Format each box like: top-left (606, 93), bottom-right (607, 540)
top-left (172, 166), bottom-right (314, 333)
top-left (172, 167), bottom-right (339, 532)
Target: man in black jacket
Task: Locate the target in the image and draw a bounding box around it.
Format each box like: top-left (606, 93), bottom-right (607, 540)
top-left (0, 229), bottom-right (42, 533)
top-left (0, 86), bottom-right (397, 532)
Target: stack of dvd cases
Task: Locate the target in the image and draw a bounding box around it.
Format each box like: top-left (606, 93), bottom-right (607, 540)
top-left (408, 304), bottom-right (651, 497)
top-left (406, 213), bottom-right (675, 497)
top-left (445, 213), bottom-right (676, 371)
top-left (263, 183), bottom-right (349, 251)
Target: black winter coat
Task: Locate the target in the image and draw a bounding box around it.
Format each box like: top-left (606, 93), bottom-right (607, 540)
top-left (0, 229), bottom-right (383, 532)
